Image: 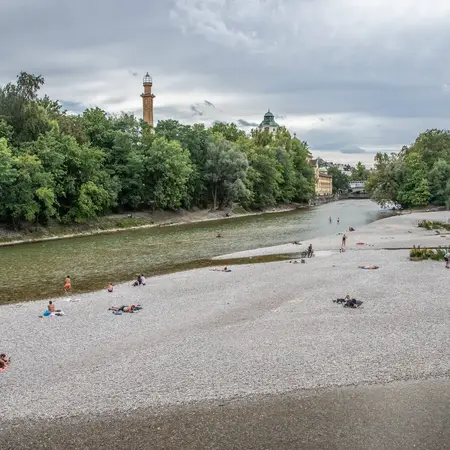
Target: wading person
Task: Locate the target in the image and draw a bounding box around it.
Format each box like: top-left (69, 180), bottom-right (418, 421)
top-left (64, 276), bottom-right (71, 294)
top-left (341, 234), bottom-right (347, 248)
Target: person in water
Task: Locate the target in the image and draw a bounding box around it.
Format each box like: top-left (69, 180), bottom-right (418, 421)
top-left (64, 276), bottom-right (71, 293)
top-left (337, 217), bottom-right (340, 224)
top-left (329, 216), bottom-right (332, 223)
top-left (107, 283), bottom-right (113, 293)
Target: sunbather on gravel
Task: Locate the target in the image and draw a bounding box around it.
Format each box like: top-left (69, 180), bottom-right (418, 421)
top-left (0, 353), bottom-right (10, 369)
top-left (109, 305), bottom-right (135, 313)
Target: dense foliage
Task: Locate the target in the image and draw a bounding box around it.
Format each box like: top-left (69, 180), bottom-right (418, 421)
top-left (0, 73), bottom-right (315, 228)
top-left (366, 130), bottom-right (450, 208)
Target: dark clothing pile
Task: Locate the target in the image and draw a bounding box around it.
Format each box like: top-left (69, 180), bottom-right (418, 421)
top-left (333, 298), bottom-right (363, 308)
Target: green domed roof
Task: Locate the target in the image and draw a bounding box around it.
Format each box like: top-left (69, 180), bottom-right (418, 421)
top-left (259, 109), bottom-right (279, 128)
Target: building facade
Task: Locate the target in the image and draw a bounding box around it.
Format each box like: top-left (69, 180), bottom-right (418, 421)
top-left (311, 158), bottom-right (333, 195)
top-left (141, 72), bottom-right (155, 131)
top-left (258, 110), bottom-right (280, 133)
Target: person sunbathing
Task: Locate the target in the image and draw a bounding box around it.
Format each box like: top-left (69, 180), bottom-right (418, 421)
top-left (109, 305), bottom-right (136, 313)
top-left (0, 353), bottom-right (10, 369)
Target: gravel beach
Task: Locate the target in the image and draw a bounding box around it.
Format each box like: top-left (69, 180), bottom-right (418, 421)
top-left (1, 211), bottom-right (449, 448)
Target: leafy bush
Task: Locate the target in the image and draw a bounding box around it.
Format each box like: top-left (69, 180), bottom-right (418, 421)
top-left (410, 245), bottom-right (448, 260)
top-left (418, 220), bottom-right (450, 231)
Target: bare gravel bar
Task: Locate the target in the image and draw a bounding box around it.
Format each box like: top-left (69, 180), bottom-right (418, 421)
top-left (1, 211), bottom-right (449, 448)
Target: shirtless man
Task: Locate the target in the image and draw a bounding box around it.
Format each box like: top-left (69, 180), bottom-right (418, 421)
top-left (109, 305), bottom-right (136, 313)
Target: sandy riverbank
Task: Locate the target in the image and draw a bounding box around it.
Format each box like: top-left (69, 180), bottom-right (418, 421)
top-left (1, 212), bottom-right (449, 448)
top-left (0, 204), bottom-right (301, 247)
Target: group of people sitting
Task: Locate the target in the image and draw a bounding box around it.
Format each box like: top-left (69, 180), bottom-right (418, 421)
top-left (333, 295), bottom-right (363, 308)
top-left (132, 274), bottom-right (146, 287)
top-left (0, 353), bottom-right (10, 371)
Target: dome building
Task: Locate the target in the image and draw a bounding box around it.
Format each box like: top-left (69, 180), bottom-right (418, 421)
top-left (258, 110), bottom-right (280, 134)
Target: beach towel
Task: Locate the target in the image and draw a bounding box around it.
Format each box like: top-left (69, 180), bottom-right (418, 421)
top-left (358, 265), bottom-right (379, 270)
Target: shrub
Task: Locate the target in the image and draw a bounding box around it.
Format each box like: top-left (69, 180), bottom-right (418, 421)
top-left (418, 220), bottom-right (450, 231)
top-left (410, 245), bottom-right (449, 260)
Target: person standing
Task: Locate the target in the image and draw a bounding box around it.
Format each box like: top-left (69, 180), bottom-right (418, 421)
top-left (64, 276), bottom-right (71, 294)
top-left (342, 233), bottom-right (347, 248)
top-left (445, 251), bottom-right (450, 268)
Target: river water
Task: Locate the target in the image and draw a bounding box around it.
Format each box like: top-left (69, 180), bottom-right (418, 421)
top-left (0, 200), bottom-right (389, 304)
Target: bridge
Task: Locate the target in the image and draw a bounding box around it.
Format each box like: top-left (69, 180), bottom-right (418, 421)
top-left (347, 181), bottom-right (368, 198)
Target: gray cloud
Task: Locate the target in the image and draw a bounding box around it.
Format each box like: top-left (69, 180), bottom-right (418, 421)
top-left (340, 146), bottom-right (367, 154)
top-left (2, 0), bottom-right (450, 162)
top-left (190, 105), bottom-right (204, 116)
top-left (237, 119), bottom-right (259, 127)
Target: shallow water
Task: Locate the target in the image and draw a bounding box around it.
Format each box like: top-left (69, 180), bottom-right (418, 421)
top-left (0, 200), bottom-right (389, 303)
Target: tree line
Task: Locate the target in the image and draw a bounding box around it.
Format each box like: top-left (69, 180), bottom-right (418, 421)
top-left (366, 130), bottom-right (450, 209)
top-left (0, 72), bottom-right (318, 228)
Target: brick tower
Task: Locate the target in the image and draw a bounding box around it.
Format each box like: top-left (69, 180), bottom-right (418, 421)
top-left (141, 72), bottom-right (155, 130)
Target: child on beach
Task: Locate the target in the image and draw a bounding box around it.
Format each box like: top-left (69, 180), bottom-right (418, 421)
top-left (107, 283), bottom-right (114, 292)
top-left (64, 276), bottom-right (71, 293)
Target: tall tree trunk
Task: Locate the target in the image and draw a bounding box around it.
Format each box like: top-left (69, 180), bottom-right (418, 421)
top-left (212, 185), bottom-right (217, 210)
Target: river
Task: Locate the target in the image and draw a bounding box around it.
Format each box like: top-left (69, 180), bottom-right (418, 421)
top-left (0, 200), bottom-right (389, 304)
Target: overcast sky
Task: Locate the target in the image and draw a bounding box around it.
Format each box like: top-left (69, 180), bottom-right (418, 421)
top-left (1, 0), bottom-right (450, 164)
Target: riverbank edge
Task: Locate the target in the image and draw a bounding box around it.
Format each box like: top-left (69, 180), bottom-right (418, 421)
top-left (0, 203), bottom-right (305, 247)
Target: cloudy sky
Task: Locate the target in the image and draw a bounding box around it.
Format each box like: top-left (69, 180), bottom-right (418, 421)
top-left (1, 0), bottom-right (450, 164)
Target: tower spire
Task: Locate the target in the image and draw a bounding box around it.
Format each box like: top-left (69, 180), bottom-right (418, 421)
top-left (141, 72), bottom-right (156, 132)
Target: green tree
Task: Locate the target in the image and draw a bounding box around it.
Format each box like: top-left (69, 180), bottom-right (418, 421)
top-left (143, 137), bottom-right (193, 210)
top-left (350, 161), bottom-right (370, 181)
top-left (204, 134), bottom-right (248, 209)
top-left (327, 167), bottom-right (349, 193)
top-left (0, 72), bottom-right (52, 145)
top-left (428, 159), bottom-right (450, 206)
top-left (210, 122), bottom-right (246, 142)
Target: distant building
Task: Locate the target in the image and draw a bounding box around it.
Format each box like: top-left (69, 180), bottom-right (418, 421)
top-left (258, 110), bottom-right (280, 133)
top-left (311, 158), bottom-right (333, 196)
